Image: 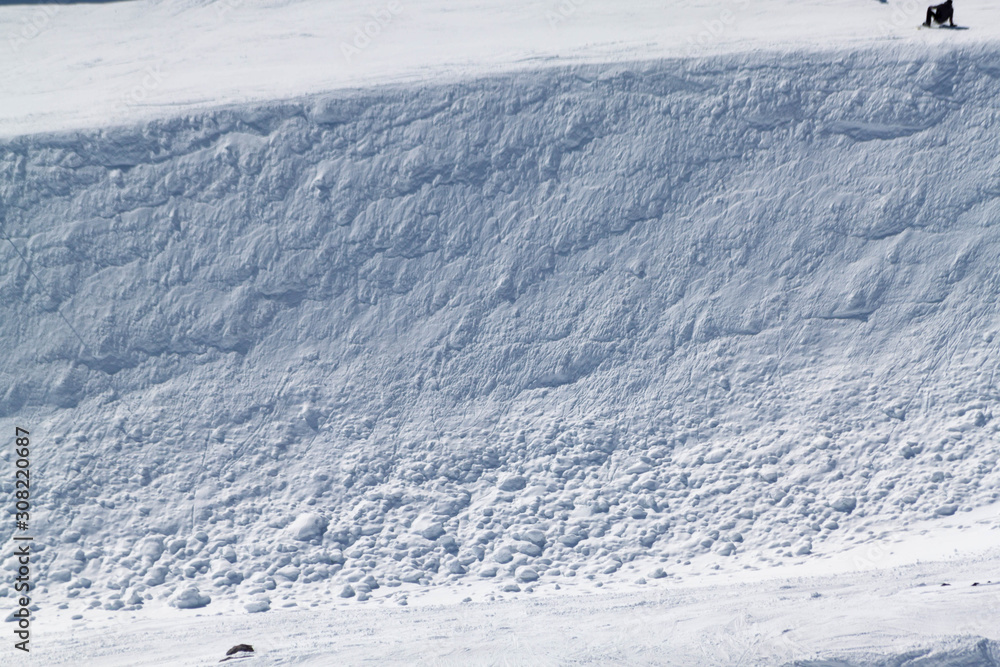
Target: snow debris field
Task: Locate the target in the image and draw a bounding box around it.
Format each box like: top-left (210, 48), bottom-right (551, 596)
top-left (2, 0), bottom-right (1000, 664)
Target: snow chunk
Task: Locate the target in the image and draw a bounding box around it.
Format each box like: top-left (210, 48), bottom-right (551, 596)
top-left (559, 533), bottom-right (584, 547)
top-left (704, 449), bottom-right (727, 464)
top-left (499, 475), bottom-right (527, 492)
top-left (493, 546), bottom-right (514, 564)
top-left (515, 541), bottom-right (542, 557)
top-left (420, 522), bottom-right (446, 541)
top-left (244, 598), bottom-right (270, 613)
top-left (520, 529), bottom-right (547, 547)
top-left (287, 513), bottom-right (328, 541)
top-left (137, 537), bottom-right (165, 562)
top-left (625, 461), bottom-right (651, 475)
top-left (144, 566), bottom-right (168, 587)
top-left (170, 587), bottom-right (211, 610)
top-left (410, 516), bottom-right (447, 540)
top-left (516, 567), bottom-right (539, 583)
top-left (831, 496), bottom-right (857, 513)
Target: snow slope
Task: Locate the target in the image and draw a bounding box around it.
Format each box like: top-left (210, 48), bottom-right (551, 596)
top-left (3, 42), bottom-right (1000, 634)
top-left (4, 0), bottom-right (1000, 663)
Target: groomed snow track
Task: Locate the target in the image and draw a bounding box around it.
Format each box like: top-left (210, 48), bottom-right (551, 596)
top-left (2, 44), bottom-right (1000, 616)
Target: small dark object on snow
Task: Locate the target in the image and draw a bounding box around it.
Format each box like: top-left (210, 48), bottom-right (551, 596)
top-left (972, 582), bottom-right (979, 586)
top-left (923, 0), bottom-right (954, 27)
top-left (220, 644), bottom-right (255, 662)
top-left (941, 582), bottom-right (951, 586)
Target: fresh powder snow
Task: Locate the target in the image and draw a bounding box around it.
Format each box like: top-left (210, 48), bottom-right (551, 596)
top-left (1, 0), bottom-right (999, 665)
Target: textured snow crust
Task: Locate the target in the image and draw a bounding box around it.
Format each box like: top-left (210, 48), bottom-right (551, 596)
top-left (3, 44), bottom-right (1000, 618)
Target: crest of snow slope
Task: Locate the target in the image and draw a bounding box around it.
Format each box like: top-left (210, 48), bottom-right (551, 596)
top-left (1, 0), bottom-right (999, 137)
top-left (3, 44), bottom-right (1000, 618)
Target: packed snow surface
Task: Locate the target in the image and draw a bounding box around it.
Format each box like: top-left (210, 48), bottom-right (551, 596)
top-left (23, 542), bottom-right (1000, 665)
top-left (3, 0), bottom-right (1000, 664)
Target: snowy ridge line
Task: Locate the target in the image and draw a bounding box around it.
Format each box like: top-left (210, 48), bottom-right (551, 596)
top-left (2, 43), bottom-right (1000, 617)
top-left (0, 0), bottom-right (997, 140)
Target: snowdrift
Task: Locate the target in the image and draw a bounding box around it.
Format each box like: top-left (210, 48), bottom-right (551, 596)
top-left (2, 43), bottom-right (1000, 614)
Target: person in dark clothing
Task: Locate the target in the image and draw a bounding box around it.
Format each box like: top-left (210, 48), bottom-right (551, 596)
top-left (924, 0), bottom-right (954, 27)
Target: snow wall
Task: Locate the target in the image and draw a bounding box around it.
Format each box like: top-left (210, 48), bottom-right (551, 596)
top-left (2, 44), bottom-right (1000, 610)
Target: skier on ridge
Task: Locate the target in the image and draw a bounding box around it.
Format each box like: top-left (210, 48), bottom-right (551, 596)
top-left (923, 0), bottom-right (954, 27)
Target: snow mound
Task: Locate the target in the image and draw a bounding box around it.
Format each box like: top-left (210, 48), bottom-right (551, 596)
top-left (2, 44), bottom-right (1000, 615)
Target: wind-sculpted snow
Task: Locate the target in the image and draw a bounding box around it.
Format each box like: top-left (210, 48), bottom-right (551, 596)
top-left (2, 44), bottom-right (1000, 615)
